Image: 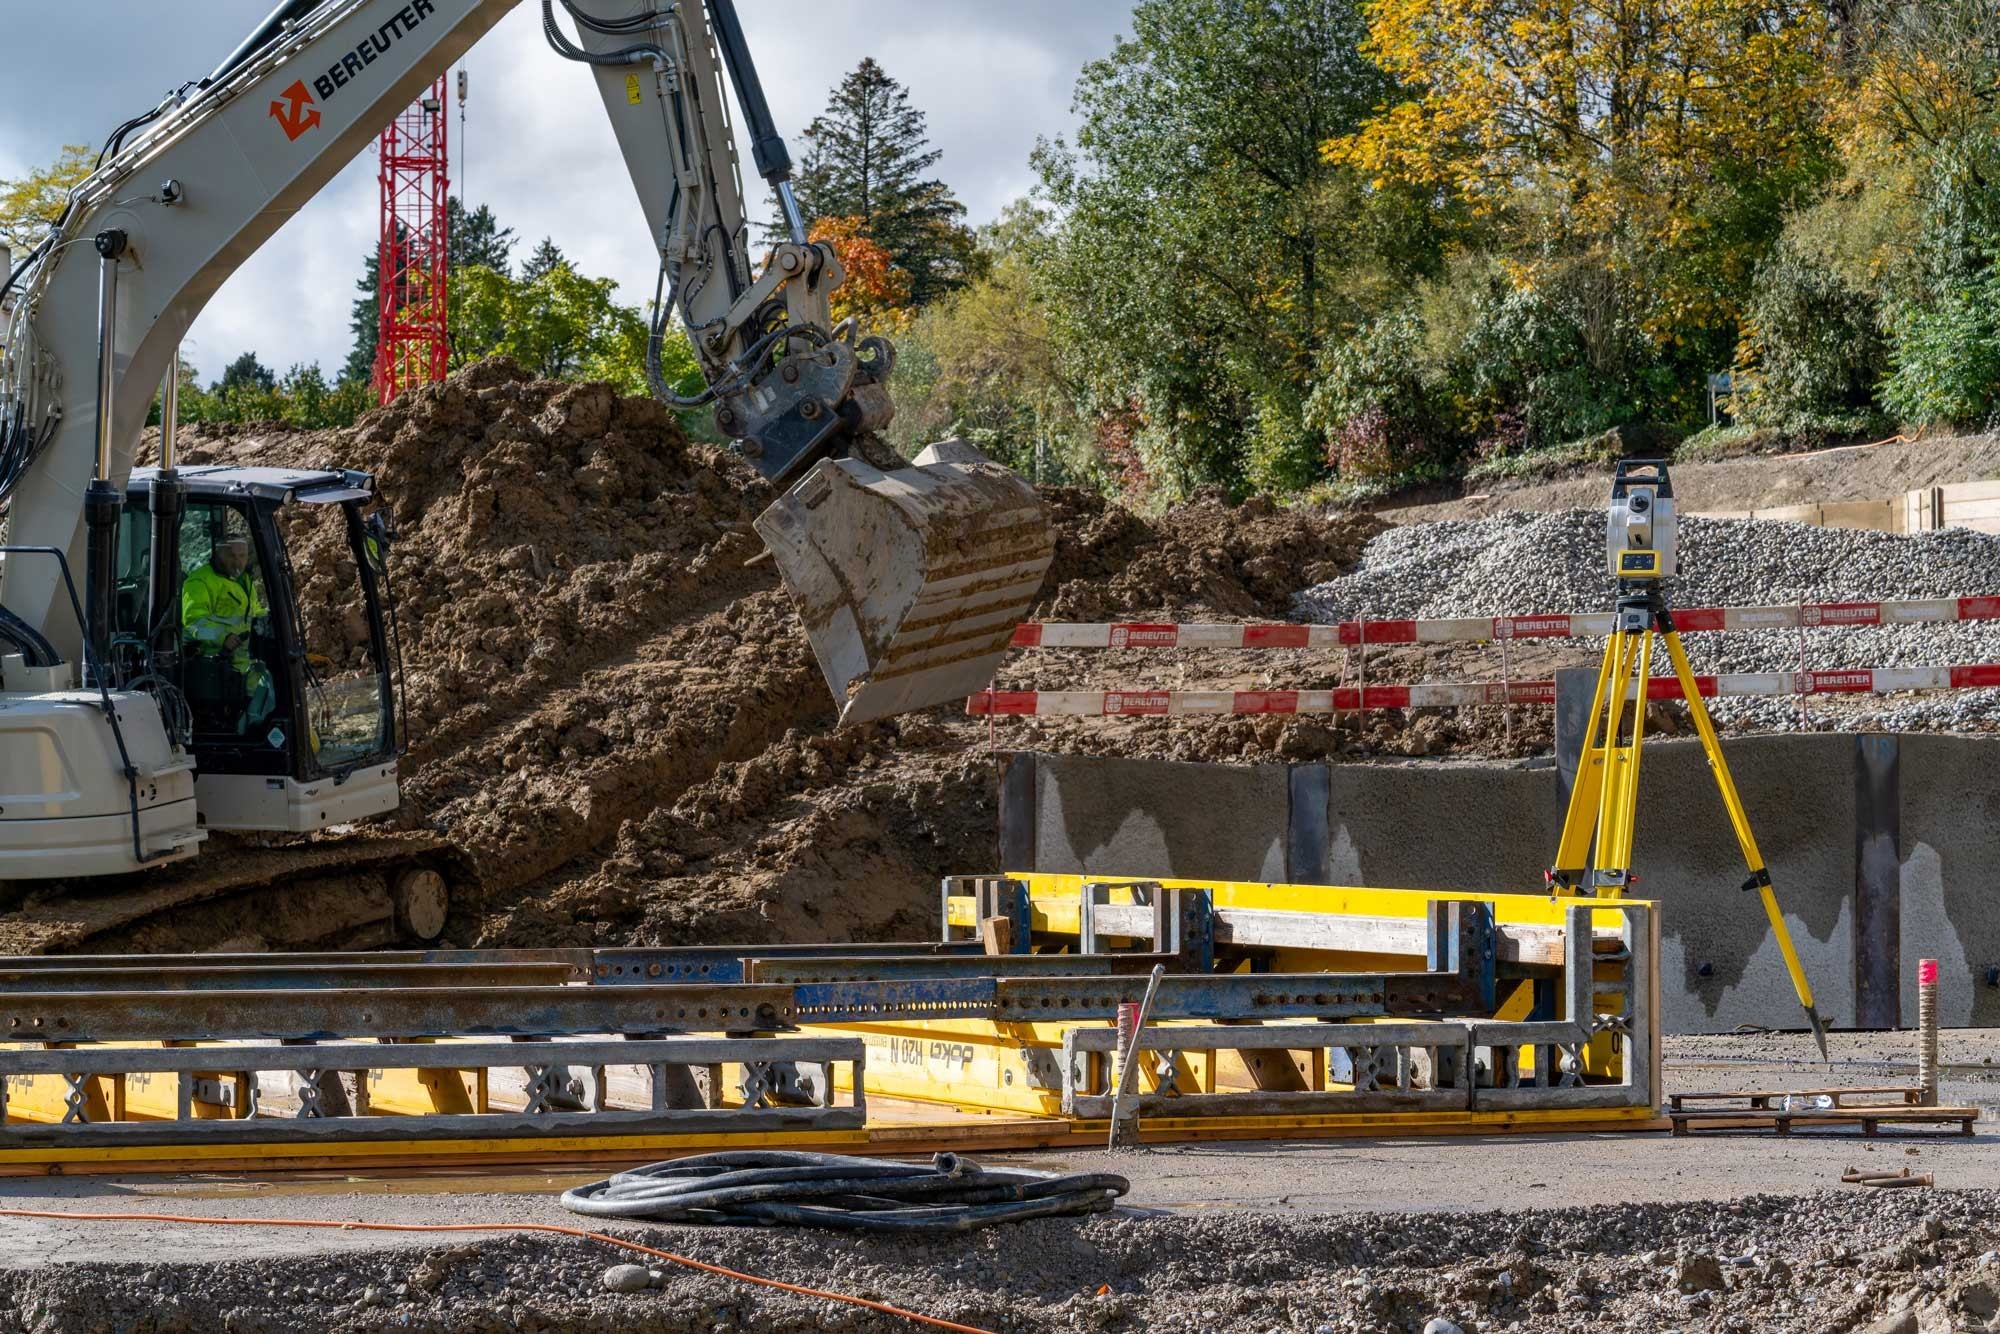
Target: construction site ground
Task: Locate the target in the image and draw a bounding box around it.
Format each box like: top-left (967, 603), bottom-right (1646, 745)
top-left (2, 1030), bottom-right (1995, 1332)
top-left (8, 367), bottom-right (2000, 1330)
top-left (20, 366), bottom-right (1993, 957)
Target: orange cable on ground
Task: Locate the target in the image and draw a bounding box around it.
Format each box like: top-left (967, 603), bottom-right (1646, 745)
top-left (0, 1207), bottom-right (995, 1334)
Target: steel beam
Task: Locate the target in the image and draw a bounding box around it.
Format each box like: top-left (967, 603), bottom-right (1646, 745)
top-left (1, 984), bottom-right (806, 1043)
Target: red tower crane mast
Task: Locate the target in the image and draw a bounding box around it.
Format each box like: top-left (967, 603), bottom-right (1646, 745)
top-left (371, 77), bottom-right (450, 405)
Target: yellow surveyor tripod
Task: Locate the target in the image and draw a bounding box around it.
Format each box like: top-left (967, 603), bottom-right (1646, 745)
top-left (1549, 461), bottom-right (1830, 1063)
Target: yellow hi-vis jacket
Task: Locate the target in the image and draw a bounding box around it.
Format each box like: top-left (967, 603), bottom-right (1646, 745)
top-left (182, 562), bottom-right (267, 667)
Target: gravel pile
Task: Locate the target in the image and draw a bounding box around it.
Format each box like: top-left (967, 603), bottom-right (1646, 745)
top-left (1295, 510), bottom-right (2000, 732)
top-left (5, 1189), bottom-right (1999, 1332)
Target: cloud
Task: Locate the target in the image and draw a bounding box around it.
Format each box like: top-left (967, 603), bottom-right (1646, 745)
top-left (1, 2), bottom-right (1127, 383)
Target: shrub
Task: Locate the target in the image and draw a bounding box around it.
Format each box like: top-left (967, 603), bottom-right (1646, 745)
top-left (1735, 243), bottom-right (1887, 436)
top-left (1880, 266), bottom-right (2000, 428)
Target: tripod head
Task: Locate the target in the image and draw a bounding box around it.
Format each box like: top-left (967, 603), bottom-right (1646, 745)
top-left (1607, 459), bottom-right (1676, 583)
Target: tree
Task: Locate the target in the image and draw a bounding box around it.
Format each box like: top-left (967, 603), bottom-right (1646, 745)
top-left (1032, 0), bottom-right (1413, 495)
top-left (453, 263), bottom-right (643, 383)
top-left (890, 202), bottom-right (1095, 484)
top-left (1325, 0), bottom-right (1839, 425)
top-left (809, 216), bottom-right (912, 327)
top-left (217, 352), bottom-right (276, 396)
top-left (0, 145), bottom-right (91, 252)
top-left (344, 197), bottom-right (517, 383)
top-left (519, 237), bottom-right (570, 283)
top-left (793, 59), bottom-right (979, 307)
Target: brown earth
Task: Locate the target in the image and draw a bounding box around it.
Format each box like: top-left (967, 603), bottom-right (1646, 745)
top-left (15, 358), bottom-right (1449, 954)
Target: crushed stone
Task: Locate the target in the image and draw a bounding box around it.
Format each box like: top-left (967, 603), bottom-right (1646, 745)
top-left (1296, 510), bottom-right (2000, 733)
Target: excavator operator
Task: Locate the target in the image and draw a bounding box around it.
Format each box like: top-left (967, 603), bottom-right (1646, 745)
top-left (182, 537), bottom-right (274, 731)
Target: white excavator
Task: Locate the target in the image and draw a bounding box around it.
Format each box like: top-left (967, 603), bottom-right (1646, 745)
top-left (0, 0), bottom-right (1054, 881)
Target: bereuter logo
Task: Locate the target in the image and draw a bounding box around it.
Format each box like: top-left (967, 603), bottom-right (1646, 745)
top-left (309, 0), bottom-right (439, 103)
top-left (269, 80), bottom-right (320, 140)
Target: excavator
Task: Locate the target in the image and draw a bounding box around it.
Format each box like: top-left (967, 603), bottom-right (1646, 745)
top-left (0, 0), bottom-right (1055, 889)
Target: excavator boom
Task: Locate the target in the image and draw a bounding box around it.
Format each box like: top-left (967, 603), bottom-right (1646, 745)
top-left (0, 0), bottom-right (1051, 878)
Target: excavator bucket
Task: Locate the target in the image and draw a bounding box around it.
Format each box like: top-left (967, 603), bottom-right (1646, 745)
top-left (754, 440), bottom-right (1054, 726)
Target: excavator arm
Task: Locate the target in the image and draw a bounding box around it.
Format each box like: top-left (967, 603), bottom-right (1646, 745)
top-left (0, 0), bottom-right (1051, 877)
top-left (559, 1), bottom-right (1054, 724)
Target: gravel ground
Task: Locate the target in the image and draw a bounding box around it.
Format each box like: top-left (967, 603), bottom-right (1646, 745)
top-left (1295, 511), bottom-right (2000, 733)
top-left (2, 1187), bottom-right (1996, 1332)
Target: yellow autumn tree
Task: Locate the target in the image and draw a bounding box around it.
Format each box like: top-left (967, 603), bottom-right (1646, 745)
top-left (1, 144), bottom-right (92, 253)
top-left (1328, 0), bottom-right (1839, 339)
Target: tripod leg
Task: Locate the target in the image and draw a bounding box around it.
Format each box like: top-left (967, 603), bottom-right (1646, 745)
top-left (1551, 629), bottom-right (1621, 886)
top-left (1661, 629), bottom-right (1830, 1064)
top-left (1588, 628), bottom-right (1645, 896)
top-left (1593, 629), bottom-right (1656, 888)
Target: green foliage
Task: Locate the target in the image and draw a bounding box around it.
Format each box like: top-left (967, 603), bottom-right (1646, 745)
top-left (1735, 242), bottom-right (1888, 437)
top-left (1033, 0), bottom-right (1417, 499)
top-left (218, 352), bottom-right (276, 396)
top-left (1306, 309), bottom-right (1465, 481)
top-left (453, 263), bottom-right (642, 384)
top-left (793, 59), bottom-right (980, 307)
top-left (888, 205), bottom-right (1100, 486)
top-left (519, 237), bottom-right (569, 283)
top-left (1880, 267), bottom-right (2000, 428)
top-left (0, 144), bottom-right (91, 251)
top-left (1460, 431), bottom-right (1632, 487)
top-left (152, 358), bottom-right (372, 430)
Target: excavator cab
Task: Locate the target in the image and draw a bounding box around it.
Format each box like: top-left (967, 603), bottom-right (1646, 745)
top-left (115, 465), bottom-right (400, 833)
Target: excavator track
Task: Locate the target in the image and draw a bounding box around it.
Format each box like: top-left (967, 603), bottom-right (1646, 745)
top-left (0, 832), bottom-right (457, 956)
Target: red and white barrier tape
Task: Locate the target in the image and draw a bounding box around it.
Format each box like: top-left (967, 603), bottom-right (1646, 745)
top-left (967, 664), bottom-right (2000, 717)
top-left (1008, 595), bottom-right (2000, 650)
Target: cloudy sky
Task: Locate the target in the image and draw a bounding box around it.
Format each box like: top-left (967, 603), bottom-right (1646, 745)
top-left (1, 2), bottom-right (1132, 382)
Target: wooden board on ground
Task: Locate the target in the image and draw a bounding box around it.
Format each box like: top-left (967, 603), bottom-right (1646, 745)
top-left (1668, 1086), bottom-right (1922, 1112)
top-left (1667, 1105), bottom-right (1976, 1138)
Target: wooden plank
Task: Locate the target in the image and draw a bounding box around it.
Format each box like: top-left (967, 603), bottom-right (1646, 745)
top-left (978, 916), bottom-right (1013, 957)
top-left (1938, 479), bottom-right (2000, 503)
top-left (1668, 1106), bottom-right (1976, 1138)
top-left (1817, 501), bottom-right (1899, 532)
top-left (1752, 503), bottom-right (1822, 525)
top-left (1669, 1085), bottom-right (1921, 1110)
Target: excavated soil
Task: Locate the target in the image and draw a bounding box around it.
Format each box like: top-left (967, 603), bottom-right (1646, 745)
top-left (89, 358), bottom-right (1401, 953)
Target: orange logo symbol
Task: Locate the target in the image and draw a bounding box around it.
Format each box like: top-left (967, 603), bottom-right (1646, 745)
top-left (270, 80), bottom-right (321, 141)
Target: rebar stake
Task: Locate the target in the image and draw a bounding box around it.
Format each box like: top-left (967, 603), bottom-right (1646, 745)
top-left (1918, 957), bottom-right (1939, 1106)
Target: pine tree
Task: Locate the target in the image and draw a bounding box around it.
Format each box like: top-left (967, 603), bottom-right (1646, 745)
top-left (217, 352), bottom-right (276, 395)
top-left (343, 197), bottom-right (517, 384)
top-left (792, 59), bottom-right (978, 307)
top-left (519, 237), bottom-right (570, 283)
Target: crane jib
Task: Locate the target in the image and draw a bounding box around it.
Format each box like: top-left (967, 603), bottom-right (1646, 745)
top-left (311, 0), bottom-right (440, 102)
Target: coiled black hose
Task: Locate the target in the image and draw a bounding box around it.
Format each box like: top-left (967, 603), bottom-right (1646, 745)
top-left (561, 1151), bottom-right (1129, 1235)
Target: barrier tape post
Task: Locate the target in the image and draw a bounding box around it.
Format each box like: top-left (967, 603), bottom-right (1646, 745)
top-left (1499, 635), bottom-right (1513, 747)
top-left (1357, 616), bottom-right (1369, 718)
top-left (1797, 593), bottom-right (1809, 732)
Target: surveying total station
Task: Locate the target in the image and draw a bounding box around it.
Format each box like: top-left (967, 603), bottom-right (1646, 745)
top-left (1550, 460), bottom-right (1830, 1062)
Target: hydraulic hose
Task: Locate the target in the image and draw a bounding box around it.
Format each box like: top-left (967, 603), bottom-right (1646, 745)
top-left (540, 0), bottom-right (668, 66)
top-left (561, 1151), bottom-right (1129, 1234)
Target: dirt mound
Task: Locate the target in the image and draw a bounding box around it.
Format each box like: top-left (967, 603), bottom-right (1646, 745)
top-left (1037, 486), bottom-right (1378, 621)
top-left (88, 360), bottom-right (1423, 953)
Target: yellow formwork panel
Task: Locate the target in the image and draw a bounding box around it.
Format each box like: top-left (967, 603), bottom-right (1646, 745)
top-left (3, 1044), bottom-right (243, 1125)
top-left (950, 872), bottom-right (1646, 936)
top-left (936, 872), bottom-right (1656, 1097)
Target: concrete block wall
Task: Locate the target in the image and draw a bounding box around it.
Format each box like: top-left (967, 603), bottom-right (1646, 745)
top-left (1002, 735), bottom-right (2000, 1034)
